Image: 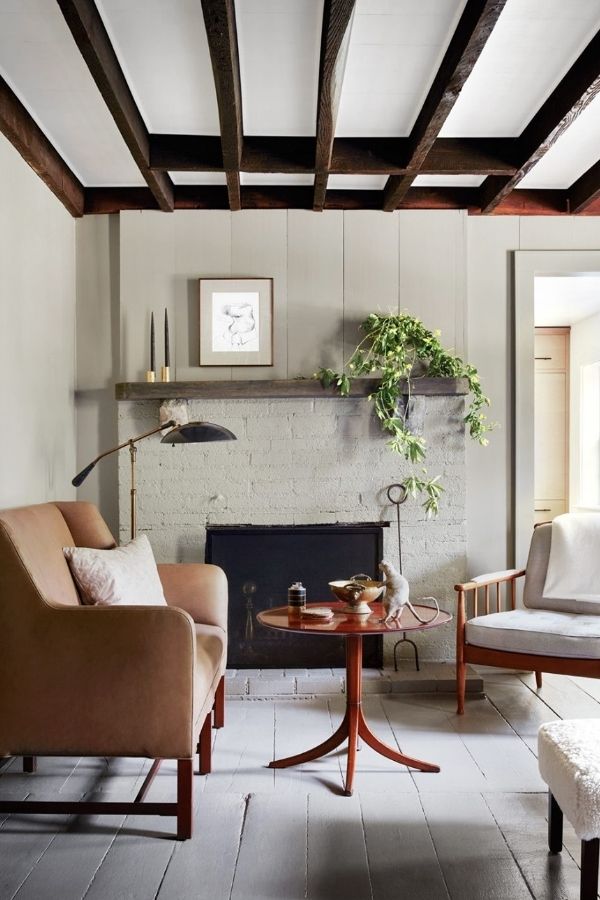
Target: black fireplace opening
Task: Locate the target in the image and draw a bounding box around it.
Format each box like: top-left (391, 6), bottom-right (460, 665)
top-left (205, 523), bottom-right (385, 669)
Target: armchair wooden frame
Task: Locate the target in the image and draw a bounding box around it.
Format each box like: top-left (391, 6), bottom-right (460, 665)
top-left (456, 570), bottom-right (600, 714)
top-left (0, 674), bottom-right (225, 840)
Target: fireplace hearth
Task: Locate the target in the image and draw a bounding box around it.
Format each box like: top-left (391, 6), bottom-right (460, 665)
top-left (206, 524), bottom-right (385, 668)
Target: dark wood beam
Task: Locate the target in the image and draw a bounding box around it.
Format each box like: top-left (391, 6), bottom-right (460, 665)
top-left (490, 189), bottom-right (568, 216)
top-left (175, 185), bottom-right (230, 209)
top-left (57, 0), bottom-right (174, 211)
top-left (150, 134), bottom-right (223, 171)
top-left (200, 0), bottom-right (243, 210)
top-left (149, 134), bottom-right (518, 177)
top-left (382, 0), bottom-right (508, 211)
top-left (398, 187), bottom-right (480, 212)
top-left (243, 137), bottom-right (315, 174)
top-left (481, 30), bottom-right (600, 213)
top-left (421, 138), bottom-right (517, 176)
top-left (0, 76), bottom-right (84, 216)
top-left (84, 187), bottom-right (156, 214)
top-left (313, 0), bottom-right (356, 210)
top-left (566, 159), bottom-right (600, 214)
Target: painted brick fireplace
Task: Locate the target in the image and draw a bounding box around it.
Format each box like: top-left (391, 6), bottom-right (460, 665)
top-left (117, 393), bottom-right (466, 663)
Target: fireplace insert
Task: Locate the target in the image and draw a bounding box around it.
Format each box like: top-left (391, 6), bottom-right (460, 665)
top-left (205, 523), bottom-right (385, 668)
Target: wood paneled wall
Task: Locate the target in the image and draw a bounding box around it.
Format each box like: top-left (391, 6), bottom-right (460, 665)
top-left (77, 208), bottom-right (600, 580)
top-left (118, 209), bottom-right (467, 383)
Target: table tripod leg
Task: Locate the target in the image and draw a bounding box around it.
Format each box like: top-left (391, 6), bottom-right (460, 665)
top-left (268, 712), bottom-right (348, 769)
top-left (345, 706), bottom-right (359, 796)
top-left (358, 710), bottom-right (439, 773)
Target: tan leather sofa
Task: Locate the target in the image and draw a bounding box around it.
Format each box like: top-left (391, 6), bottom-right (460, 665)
top-left (0, 501), bottom-right (228, 839)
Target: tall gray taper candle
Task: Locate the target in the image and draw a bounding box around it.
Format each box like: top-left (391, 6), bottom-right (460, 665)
top-left (164, 308), bottom-right (170, 367)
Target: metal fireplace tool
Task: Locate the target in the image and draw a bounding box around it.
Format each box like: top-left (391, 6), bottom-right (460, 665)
top-left (386, 483), bottom-right (420, 672)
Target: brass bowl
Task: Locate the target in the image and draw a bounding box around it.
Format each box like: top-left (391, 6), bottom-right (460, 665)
top-left (329, 579), bottom-right (384, 614)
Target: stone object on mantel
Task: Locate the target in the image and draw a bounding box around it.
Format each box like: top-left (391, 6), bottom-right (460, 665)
top-left (115, 377), bottom-right (469, 401)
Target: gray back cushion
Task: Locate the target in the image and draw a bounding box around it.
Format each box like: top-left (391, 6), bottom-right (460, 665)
top-left (524, 523), bottom-right (600, 615)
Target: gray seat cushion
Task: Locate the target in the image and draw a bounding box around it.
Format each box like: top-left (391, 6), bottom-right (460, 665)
top-left (524, 523), bottom-right (600, 615)
top-left (466, 608), bottom-right (600, 658)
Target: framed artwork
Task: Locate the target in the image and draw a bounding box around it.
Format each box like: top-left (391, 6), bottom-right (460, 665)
top-left (199, 278), bottom-right (273, 366)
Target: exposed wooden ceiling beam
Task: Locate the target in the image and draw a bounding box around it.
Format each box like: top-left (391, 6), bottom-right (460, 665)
top-left (568, 159), bottom-right (600, 214)
top-left (0, 76), bottom-right (84, 216)
top-left (480, 30), bottom-right (600, 213)
top-left (382, 0), bottom-right (508, 212)
top-left (57, 0), bottom-right (174, 212)
top-left (150, 135), bottom-right (223, 172)
top-left (313, 0), bottom-right (356, 210)
top-left (81, 184), bottom-right (596, 215)
top-left (200, 0), bottom-right (243, 211)
top-left (148, 134), bottom-right (517, 178)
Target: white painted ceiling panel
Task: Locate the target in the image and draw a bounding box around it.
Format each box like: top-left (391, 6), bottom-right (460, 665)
top-left (519, 91), bottom-right (600, 189)
top-left (240, 173), bottom-right (314, 186)
top-left (0, 0), bottom-right (143, 185)
top-left (441, 0), bottom-right (600, 137)
top-left (328, 174), bottom-right (386, 189)
top-left (170, 171), bottom-right (227, 185)
top-left (235, 0), bottom-right (324, 136)
top-left (413, 174), bottom-right (484, 187)
top-left (336, 0), bottom-right (467, 137)
top-left (535, 275), bottom-right (600, 326)
top-left (96, 0), bottom-right (220, 135)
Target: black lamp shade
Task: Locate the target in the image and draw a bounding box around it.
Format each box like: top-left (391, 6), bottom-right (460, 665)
top-left (161, 421), bottom-right (237, 444)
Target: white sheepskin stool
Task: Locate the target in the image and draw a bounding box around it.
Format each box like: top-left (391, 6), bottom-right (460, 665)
top-left (538, 720), bottom-right (600, 900)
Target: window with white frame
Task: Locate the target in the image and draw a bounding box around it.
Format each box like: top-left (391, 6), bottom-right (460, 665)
top-left (580, 361), bottom-right (600, 508)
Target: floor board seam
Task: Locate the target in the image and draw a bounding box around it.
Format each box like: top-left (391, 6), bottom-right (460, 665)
top-left (481, 792), bottom-right (537, 900)
top-left (415, 791), bottom-right (452, 900)
top-left (153, 840), bottom-right (178, 900)
top-left (357, 793), bottom-right (375, 900)
top-left (228, 793), bottom-right (251, 900)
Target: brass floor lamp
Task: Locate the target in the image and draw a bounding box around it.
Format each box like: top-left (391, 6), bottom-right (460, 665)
top-left (73, 420), bottom-right (236, 539)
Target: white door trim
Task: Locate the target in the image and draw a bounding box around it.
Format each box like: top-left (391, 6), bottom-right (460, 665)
top-left (514, 250), bottom-right (600, 569)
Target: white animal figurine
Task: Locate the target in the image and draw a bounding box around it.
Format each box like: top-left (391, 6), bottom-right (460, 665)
top-left (378, 560), bottom-right (439, 625)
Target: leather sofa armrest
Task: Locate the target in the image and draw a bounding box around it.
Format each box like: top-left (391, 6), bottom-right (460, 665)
top-left (3, 604), bottom-right (198, 760)
top-left (158, 563), bottom-right (228, 631)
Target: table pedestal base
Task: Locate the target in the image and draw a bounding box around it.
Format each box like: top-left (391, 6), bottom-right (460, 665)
top-left (268, 635), bottom-right (440, 795)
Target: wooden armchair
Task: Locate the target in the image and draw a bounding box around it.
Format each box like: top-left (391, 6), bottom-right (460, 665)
top-left (456, 522), bottom-right (600, 714)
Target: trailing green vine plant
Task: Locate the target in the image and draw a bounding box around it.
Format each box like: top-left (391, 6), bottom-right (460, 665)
top-left (316, 312), bottom-right (494, 517)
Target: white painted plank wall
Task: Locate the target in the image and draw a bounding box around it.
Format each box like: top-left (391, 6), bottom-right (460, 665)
top-left (77, 209), bottom-right (600, 581)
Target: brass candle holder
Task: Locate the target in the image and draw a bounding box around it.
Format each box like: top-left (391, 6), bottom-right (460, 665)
top-left (160, 365), bottom-right (170, 383)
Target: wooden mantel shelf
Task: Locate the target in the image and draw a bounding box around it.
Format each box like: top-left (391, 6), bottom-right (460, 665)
top-left (115, 377), bottom-right (469, 401)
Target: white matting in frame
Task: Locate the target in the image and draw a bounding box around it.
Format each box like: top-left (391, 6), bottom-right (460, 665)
top-left (199, 278), bottom-right (273, 366)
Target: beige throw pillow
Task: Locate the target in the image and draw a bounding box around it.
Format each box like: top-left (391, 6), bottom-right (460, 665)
top-left (63, 534), bottom-right (167, 607)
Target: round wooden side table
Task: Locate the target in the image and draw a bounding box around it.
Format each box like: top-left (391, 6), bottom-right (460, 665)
top-left (257, 600), bottom-right (452, 795)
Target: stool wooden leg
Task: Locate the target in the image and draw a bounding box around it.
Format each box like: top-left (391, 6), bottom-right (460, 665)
top-left (581, 838), bottom-right (599, 900)
top-left (213, 676), bottom-right (225, 729)
top-left (23, 757), bottom-right (36, 774)
top-left (535, 671), bottom-right (543, 689)
top-left (548, 791), bottom-right (563, 853)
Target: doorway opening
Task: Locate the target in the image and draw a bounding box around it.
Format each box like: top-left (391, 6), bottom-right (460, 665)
top-left (534, 274), bottom-right (600, 525)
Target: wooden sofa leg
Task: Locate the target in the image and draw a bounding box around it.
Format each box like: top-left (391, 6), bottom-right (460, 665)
top-left (23, 756), bottom-right (36, 773)
top-left (198, 712), bottom-right (212, 775)
top-left (548, 791), bottom-right (563, 853)
top-left (213, 675), bottom-right (225, 729)
top-left (535, 671), bottom-right (543, 689)
top-left (581, 838), bottom-right (599, 900)
top-left (176, 759), bottom-right (193, 841)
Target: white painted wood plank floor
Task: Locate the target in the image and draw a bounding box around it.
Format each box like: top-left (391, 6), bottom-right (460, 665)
top-left (0, 672), bottom-right (597, 900)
